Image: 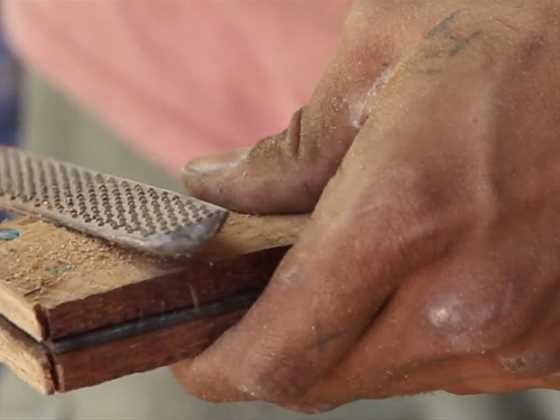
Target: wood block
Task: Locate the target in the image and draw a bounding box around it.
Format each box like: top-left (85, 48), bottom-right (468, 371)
top-left (0, 217), bottom-right (285, 393)
top-left (0, 316), bottom-right (54, 394)
top-left (0, 217), bottom-right (282, 341)
top-left (52, 310), bottom-right (244, 392)
top-left (0, 308), bottom-right (250, 393)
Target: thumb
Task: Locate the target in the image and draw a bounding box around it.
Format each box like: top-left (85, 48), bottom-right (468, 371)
top-left (182, 107), bottom-right (350, 214)
top-left (183, 44), bottom-right (395, 214)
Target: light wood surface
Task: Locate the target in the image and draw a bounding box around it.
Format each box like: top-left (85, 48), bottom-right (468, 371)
top-left (199, 212), bottom-right (308, 259)
top-left (0, 217), bottom-right (288, 341)
top-left (0, 316), bottom-right (54, 394)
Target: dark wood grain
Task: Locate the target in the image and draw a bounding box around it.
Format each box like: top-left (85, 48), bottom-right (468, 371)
top-left (42, 248), bottom-right (284, 340)
top-left (52, 310), bottom-right (244, 392)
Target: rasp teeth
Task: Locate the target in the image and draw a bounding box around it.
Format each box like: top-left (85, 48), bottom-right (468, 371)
top-left (0, 146), bottom-right (228, 256)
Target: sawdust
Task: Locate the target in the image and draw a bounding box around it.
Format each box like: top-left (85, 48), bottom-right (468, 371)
top-left (0, 217), bottom-right (157, 302)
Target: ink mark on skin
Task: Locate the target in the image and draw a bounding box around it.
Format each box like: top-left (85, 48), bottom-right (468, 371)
top-left (414, 10), bottom-right (482, 75)
top-left (426, 10), bottom-right (462, 39)
top-left (421, 10), bottom-right (484, 64)
top-left (449, 31), bottom-right (483, 56)
top-left (309, 322), bottom-right (347, 353)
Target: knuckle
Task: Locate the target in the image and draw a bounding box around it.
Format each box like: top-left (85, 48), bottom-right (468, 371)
top-left (249, 109), bottom-right (303, 163)
top-left (419, 271), bottom-right (519, 356)
top-left (423, 294), bottom-right (503, 354)
top-left (392, 162), bottom-right (482, 231)
top-left (358, 163), bottom-right (470, 262)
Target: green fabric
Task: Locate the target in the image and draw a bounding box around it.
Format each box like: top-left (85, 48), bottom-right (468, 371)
top-left (21, 71), bottom-right (183, 192)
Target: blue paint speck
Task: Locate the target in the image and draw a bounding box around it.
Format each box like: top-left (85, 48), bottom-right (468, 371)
top-left (0, 228), bottom-right (19, 241)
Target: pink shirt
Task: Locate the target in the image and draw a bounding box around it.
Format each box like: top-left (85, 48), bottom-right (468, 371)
top-left (3, 1), bottom-right (351, 173)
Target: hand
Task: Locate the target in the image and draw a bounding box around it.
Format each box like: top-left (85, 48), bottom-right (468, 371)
top-left (174, 0), bottom-right (560, 412)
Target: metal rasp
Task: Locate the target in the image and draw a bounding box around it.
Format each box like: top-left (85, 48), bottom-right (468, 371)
top-left (0, 146), bottom-right (306, 257)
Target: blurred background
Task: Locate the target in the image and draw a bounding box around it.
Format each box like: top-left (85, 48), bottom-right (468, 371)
top-left (0, 12), bottom-right (17, 224)
top-left (0, 2), bottom-right (560, 420)
top-left (0, 26), bottom-right (17, 148)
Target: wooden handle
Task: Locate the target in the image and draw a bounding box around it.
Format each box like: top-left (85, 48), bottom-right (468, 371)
top-left (196, 213), bottom-right (310, 259)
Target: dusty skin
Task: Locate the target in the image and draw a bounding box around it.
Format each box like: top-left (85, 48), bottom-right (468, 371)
top-left (178, 0), bottom-right (560, 413)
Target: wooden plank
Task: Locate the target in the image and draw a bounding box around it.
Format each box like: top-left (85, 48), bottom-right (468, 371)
top-left (0, 316), bottom-right (54, 394)
top-left (0, 306), bottom-right (247, 393)
top-left (199, 212), bottom-right (307, 259)
top-left (0, 217), bottom-right (283, 341)
top-left (52, 310), bottom-right (244, 392)
top-left (0, 215), bottom-right (292, 392)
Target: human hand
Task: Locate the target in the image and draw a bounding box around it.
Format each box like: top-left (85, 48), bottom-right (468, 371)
top-left (175, 0), bottom-right (560, 412)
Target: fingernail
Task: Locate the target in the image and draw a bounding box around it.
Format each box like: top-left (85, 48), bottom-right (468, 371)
top-left (183, 147), bottom-right (250, 176)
